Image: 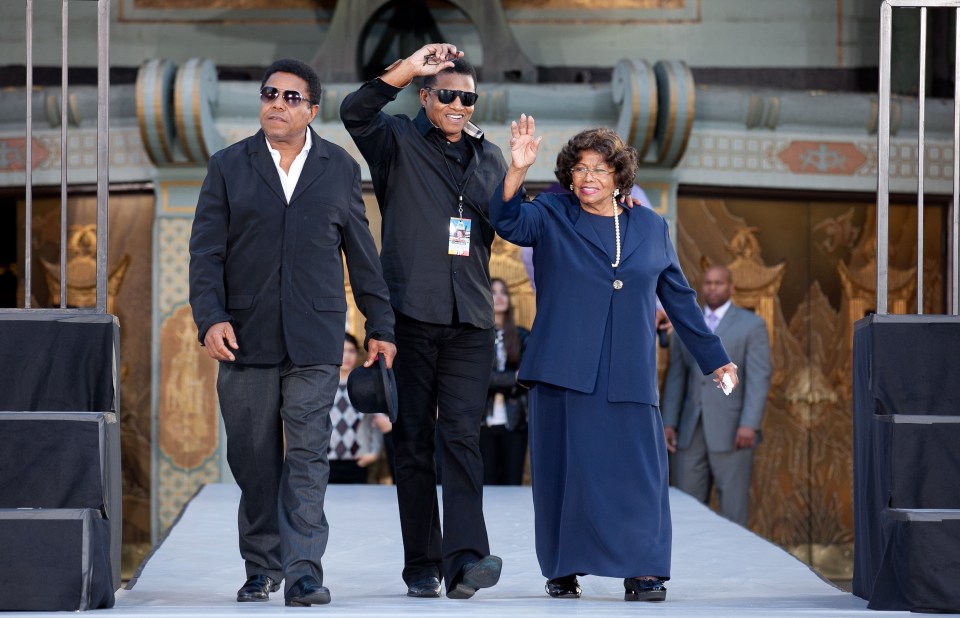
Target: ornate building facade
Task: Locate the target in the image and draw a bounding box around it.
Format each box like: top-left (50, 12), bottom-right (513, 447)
top-left (1, 0), bottom-right (954, 580)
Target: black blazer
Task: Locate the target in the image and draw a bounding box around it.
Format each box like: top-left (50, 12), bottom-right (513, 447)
top-left (189, 128), bottom-right (394, 366)
top-left (484, 326), bottom-right (529, 432)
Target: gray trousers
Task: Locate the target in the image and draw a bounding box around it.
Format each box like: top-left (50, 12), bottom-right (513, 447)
top-left (671, 419), bottom-right (754, 526)
top-left (217, 358), bottom-right (338, 593)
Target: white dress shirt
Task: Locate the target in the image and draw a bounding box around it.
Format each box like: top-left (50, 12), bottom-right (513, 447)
top-left (266, 129), bottom-right (312, 203)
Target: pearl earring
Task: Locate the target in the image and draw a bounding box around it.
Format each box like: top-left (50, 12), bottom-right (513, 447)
top-left (569, 184), bottom-right (573, 191)
top-left (613, 188), bottom-right (620, 197)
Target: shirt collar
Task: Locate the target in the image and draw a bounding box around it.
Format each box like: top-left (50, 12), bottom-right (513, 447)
top-left (705, 299), bottom-right (732, 322)
top-left (413, 107), bottom-right (484, 142)
top-left (265, 128), bottom-right (312, 157)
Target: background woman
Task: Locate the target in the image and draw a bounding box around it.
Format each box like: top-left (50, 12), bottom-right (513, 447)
top-left (489, 116), bottom-right (738, 602)
top-left (328, 333), bottom-right (390, 484)
top-left (480, 278), bottom-right (529, 485)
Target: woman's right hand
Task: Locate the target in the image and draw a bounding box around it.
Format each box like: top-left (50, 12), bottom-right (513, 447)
top-left (509, 113), bottom-right (542, 170)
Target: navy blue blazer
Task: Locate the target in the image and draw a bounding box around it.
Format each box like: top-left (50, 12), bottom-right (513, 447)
top-left (489, 183), bottom-right (729, 405)
top-left (189, 128), bottom-right (394, 366)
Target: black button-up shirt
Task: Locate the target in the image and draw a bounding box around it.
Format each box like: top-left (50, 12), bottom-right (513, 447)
top-left (341, 78), bottom-right (508, 329)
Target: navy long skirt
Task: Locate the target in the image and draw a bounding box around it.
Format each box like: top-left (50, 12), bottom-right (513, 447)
top-left (528, 314), bottom-right (672, 580)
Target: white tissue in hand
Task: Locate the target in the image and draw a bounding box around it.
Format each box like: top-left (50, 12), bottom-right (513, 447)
top-left (721, 373), bottom-right (734, 396)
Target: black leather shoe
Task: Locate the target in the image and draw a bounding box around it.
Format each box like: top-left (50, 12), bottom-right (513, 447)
top-left (236, 574), bottom-right (280, 602)
top-left (407, 575), bottom-right (442, 598)
top-left (446, 555), bottom-right (502, 599)
top-left (623, 577), bottom-right (667, 602)
top-left (545, 575), bottom-right (581, 599)
top-left (285, 575), bottom-right (331, 607)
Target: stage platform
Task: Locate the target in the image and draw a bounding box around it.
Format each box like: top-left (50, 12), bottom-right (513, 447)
top-left (13, 483), bottom-right (910, 616)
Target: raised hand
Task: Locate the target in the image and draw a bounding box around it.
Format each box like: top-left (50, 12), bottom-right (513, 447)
top-left (408, 43), bottom-right (463, 77)
top-left (381, 43), bottom-right (464, 88)
top-left (509, 113), bottom-right (542, 170)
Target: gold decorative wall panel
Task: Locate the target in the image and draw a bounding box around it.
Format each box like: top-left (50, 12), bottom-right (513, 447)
top-left (490, 236), bottom-right (536, 330)
top-left (18, 192), bottom-right (155, 578)
top-left (674, 195), bottom-right (945, 579)
top-left (159, 305), bottom-right (220, 469)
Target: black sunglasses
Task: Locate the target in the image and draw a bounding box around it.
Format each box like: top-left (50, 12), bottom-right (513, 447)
top-left (423, 87), bottom-right (478, 107)
top-left (259, 86), bottom-right (315, 108)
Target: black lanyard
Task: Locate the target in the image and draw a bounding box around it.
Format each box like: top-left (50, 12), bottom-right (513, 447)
top-left (434, 136), bottom-right (481, 221)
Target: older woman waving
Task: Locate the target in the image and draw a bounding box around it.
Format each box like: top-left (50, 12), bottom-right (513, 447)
top-left (490, 115), bottom-right (738, 602)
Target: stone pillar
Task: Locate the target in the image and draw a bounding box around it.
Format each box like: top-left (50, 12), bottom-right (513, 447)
top-left (138, 58), bottom-right (228, 542)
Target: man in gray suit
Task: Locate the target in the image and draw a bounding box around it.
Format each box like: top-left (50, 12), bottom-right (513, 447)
top-left (661, 265), bottom-right (771, 526)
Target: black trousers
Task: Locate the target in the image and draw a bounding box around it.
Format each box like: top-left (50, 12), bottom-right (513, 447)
top-left (392, 312), bottom-right (495, 586)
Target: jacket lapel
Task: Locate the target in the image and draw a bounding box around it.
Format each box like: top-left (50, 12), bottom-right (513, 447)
top-left (289, 128), bottom-right (329, 205)
top-left (618, 206), bottom-right (648, 264)
top-left (715, 304), bottom-right (737, 337)
top-left (248, 130), bottom-right (287, 205)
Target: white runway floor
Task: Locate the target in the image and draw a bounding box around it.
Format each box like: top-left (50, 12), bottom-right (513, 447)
top-left (15, 483), bottom-right (910, 616)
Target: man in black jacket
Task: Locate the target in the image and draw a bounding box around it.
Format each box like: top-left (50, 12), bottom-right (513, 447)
top-left (341, 44), bottom-right (506, 600)
top-left (189, 58), bottom-right (395, 607)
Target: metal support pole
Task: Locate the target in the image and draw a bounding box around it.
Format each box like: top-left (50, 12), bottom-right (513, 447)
top-left (877, 2), bottom-right (893, 315)
top-left (60, 0), bottom-right (69, 308)
top-left (953, 7), bottom-right (960, 315)
top-left (96, 0), bottom-right (110, 314)
top-left (24, 0), bottom-right (33, 309)
top-left (917, 7), bottom-right (926, 314)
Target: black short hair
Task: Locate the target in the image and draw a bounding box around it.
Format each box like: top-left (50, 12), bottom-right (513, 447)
top-left (344, 332), bottom-right (359, 350)
top-left (261, 58), bottom-right (322, 105)
top-left (422, 57), bottom-right (478, 90)
top-left (554, 128), bottom-right (638, 195)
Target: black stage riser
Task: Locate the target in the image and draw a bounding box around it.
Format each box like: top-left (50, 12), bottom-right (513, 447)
top-left (0, 313), bottom-right (122, 597)
top-left (0, 314), bottom-right (119, 413)
top-left (0, 509), bottom-right (115, 611)
top-left (853, 315), bottom-right (960, 612)
top-left (0, 411), bottom-right (122, 589)
top-left (876, 416), bottom-right (960, 509)
top-left (869, 513), bottom-right (960, 612)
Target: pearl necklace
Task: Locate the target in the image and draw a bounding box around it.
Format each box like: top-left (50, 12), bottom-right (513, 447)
top-left (611, 196), bottom-right (621, 268)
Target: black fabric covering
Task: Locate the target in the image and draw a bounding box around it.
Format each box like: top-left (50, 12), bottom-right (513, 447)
top-left (868, 512), bottom-right (960, 612)
top-left (0, 313), bottom-right (118, 412)
top-left (0, 412), bottom-right (122, 591)
top-left (0, 509), bottom-right (115, 610)
top-left (879, 416), bottom-right (960, 509)
top-left (0, 314), bottom-right (122, 594)
top-left (0, 417), bottom-right (103, 509)
top-left (852, 314), bottom-right (960, 612)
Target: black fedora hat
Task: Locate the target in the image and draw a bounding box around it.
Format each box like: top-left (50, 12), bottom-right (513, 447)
top-left (346, 353), bottom-right (398, 423)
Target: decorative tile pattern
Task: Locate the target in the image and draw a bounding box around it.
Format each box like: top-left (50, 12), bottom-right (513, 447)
top-left (0, 137), bottom-right (49, 171)
top-left (156, 454), bottom-right (221, 533)
top-left (778, 141), bottom-right (867, 175)
top-left (0, 127), bottom-right (151, 186)
top-left (680, 132), bottom-right (954, 187)
top-left (157, 218), bottom-right (192, 319)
